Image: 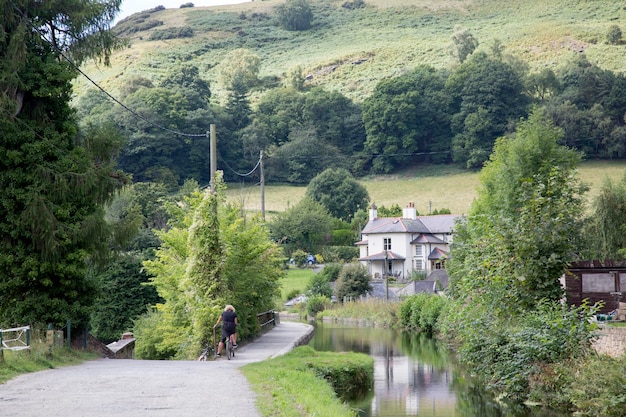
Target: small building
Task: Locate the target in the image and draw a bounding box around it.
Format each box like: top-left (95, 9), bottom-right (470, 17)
top-left (356, 203), bottom-right (461, 280)
top-left (564, 260), bottom-right (626, 315)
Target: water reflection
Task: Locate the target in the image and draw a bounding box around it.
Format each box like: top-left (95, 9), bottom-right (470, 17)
top-left (308, 321), bottom-right (571, 417)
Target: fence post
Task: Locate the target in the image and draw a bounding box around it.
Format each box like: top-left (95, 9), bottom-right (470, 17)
top-left (66, 319), bottom-right (71, 349)
top-left (0, 330), bottom-right (3, 362)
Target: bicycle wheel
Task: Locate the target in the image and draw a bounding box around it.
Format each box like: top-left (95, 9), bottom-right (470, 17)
top-left (226, 338), bottom-right (232, 360)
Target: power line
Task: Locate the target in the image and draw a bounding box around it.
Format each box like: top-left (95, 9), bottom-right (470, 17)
top-left (9, 1), bottom-right (206, 138)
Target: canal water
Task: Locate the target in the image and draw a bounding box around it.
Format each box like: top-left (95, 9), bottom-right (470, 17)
top-left (308, 321), bottom-right (571, 417)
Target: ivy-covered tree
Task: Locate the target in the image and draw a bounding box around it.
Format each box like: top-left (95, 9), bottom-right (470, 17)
top-left (136, 178), bottom-right (282, 359)
top-left (0, 1), bottom-right (127, 327)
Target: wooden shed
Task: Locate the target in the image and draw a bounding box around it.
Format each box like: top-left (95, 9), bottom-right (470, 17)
top-left (564, 260), bottom-right (626, 314)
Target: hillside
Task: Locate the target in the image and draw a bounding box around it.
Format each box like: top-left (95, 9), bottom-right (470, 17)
top-left (76, 0), bottom-right (626, 104)
top-left (225, 160), bottom-right (626, 216)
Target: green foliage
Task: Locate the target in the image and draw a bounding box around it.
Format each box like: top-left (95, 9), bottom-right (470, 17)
top-left (398, 293), bottom-right (449, 334)
top-left (306, 168), bottom-right (369, 222)
top-left (320, 246), bottom-right (358, 263)
top-left (318, 263), bottom-right (343, 282)
top-left (606, 24), bottom-right (622, 45)
top-left (334, 264), bottom-right (371, 302)
top-left (582, 173), bottom-right (626, 260)
top-left (449, 108), bottom-right (586, 309)
top-left (148, 26), bottom-right (194, 40)
top-left (305, 273), bottom-right (332, 298)
top-left (446, 52), bottom-right (529, 168)
top-left (135, 179), bottom-right (282, 359)
top-left (562, 354), bottom-right (626, 416)
top-left (275, 0), bottom-right (313, 31)
top-left (442, 298), bottom-right (598, 403)
top-left (269, 197), bottom-right (333, 254)
top-left (362, 65), bottom-right (451, 173)
top-left (450, 26), bottom-right (479, 63)
top-left (90, 254), bottom-right (161, 344)
top-left (0, 0), bottom-right (127, 328)
top-left (242, 346), bottom-right (371, 417)
top-left (376, 203), bottom-right (403, 217)
top-left (306, 294), bottom-right (330, 316)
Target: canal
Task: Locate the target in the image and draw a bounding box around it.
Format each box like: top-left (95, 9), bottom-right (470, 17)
top-left (308, 321), bottom-right (571, 417)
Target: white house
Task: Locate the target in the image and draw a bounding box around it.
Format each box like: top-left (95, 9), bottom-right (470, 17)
top-left (356, 203), bottom-right (461, 281)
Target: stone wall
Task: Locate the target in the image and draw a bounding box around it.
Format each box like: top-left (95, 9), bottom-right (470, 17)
top-left (592, 327), bottom-right (626, 357)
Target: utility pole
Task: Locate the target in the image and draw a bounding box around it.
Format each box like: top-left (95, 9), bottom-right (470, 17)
top-left (260, 149), bottom-right (265, 220)
top-left (209, 124), bottom-right (216, 193)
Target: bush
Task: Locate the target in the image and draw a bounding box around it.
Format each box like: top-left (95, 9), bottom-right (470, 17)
top-left (291, 249), bottom-right (308, 267)
top-left (306, 295), bottom-right (330, 316)
top-left (306, 273), bottom-right (332, 298)
top-left (334, 264), bottom-right (371, 302)
top-left (180, 2), bottom-right (194, 8)
top-left (399, 293), bottom-right (448, 334)
top-left (607, 24), bottom-right (622, 45)
top-left (318, 262), bottom-right (343, 282)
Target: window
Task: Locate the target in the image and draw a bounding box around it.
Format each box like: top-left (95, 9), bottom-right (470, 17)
top-left (384, 238), bottom-right (391, 251)
top-left (414, 259), bottom-right (423, 270)
top-left (415, 245), bottom-right (423, 257)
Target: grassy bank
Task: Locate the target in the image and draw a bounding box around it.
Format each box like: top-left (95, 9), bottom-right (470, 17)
top-left (0, 342), bottom-right (98, 385)
top-left (242, 346), bottom-right (373, 417)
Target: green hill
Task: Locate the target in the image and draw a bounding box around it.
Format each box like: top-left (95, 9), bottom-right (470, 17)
top-left (76, 0), bottom-right (626, 104)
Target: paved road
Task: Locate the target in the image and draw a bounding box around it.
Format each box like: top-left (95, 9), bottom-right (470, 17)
top-left (0, 321), bottom-right (313, 417)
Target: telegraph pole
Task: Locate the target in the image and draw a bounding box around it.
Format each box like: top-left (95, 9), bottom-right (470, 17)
top-left (209, 124), bottom-right (216, 193)
top-left (260, 149), bottom-right (265, 220)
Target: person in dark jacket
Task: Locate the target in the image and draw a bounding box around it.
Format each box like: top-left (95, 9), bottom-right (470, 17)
top-left (214, 304), bottom-right (238, 356)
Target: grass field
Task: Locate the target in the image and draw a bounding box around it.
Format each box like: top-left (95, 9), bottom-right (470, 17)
top-left (227, 160), bottom-right (626, 216)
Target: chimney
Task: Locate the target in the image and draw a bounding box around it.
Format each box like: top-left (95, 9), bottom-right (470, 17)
top-left (369, 203), bottom-right (378, 221)
top-left (403, 202), bottom-right (417, 220)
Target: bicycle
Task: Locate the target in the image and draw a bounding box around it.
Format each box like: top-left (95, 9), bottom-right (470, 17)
top-left (197, 342), bottom-right (213, 361)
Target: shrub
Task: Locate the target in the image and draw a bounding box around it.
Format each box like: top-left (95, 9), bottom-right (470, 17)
top-left (180, 2), bottom-right (194, 8)
top-left (607, 24), bottom-right (622, 45)
top-left (334, 264), bottom-right (371, 302)
top-left (318, 262), bottom-right (343, 282)
top-left (306, 273), bottom-right (332, 298)
top-left (291, 249), bottom-right (308, 267)
top-left (321, 246), bottom-right (358, 263)
top-left (306, 295), bottom-right (330, 316)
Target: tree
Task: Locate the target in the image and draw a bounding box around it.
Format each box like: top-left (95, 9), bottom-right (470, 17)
top-left (362, 66), bottom-right (451, 173)
top-left (306, 168), bottom-right (369, 222)
top-left (268, 197), bottom-right (333, 254)
top-left (334, 264), bottom-right (371, 302)
top-left (276, 0), bottom-right (313, 31)
top-left (137, 178), bottom-right (282, 359)
top-left (583, 174), bottom-right (626, 260)
top-left (449, 108), bottom-right (586, 310)
top-left (450, 26), bottom-right (478, 63)
top-left (446, 52), bottom-right (529, 168)
top-left (0, 1), bottom-right (127, 327)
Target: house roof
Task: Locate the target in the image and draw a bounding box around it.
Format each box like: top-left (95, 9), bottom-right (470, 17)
top-left (411, 233), bottom-right (445, 244)
top-left (354, 239), bottom-right (368, 246)
top-left (358, 250), bottom-right (405, 261)
top-left (361, 214), bottom-right (460, 235)
top-left (428, 247), bottom-right (448, 260)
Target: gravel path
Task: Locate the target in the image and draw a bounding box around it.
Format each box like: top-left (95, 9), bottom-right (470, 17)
top-left (0, 321), bottom-right (314, 417)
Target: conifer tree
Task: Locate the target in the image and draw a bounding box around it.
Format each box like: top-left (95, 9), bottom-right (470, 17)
top-left (0, 1), bottom-right (126, 327)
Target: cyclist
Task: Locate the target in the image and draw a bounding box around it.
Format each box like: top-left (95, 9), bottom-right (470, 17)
top-left (214, 304), bottom-right (238, 357)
